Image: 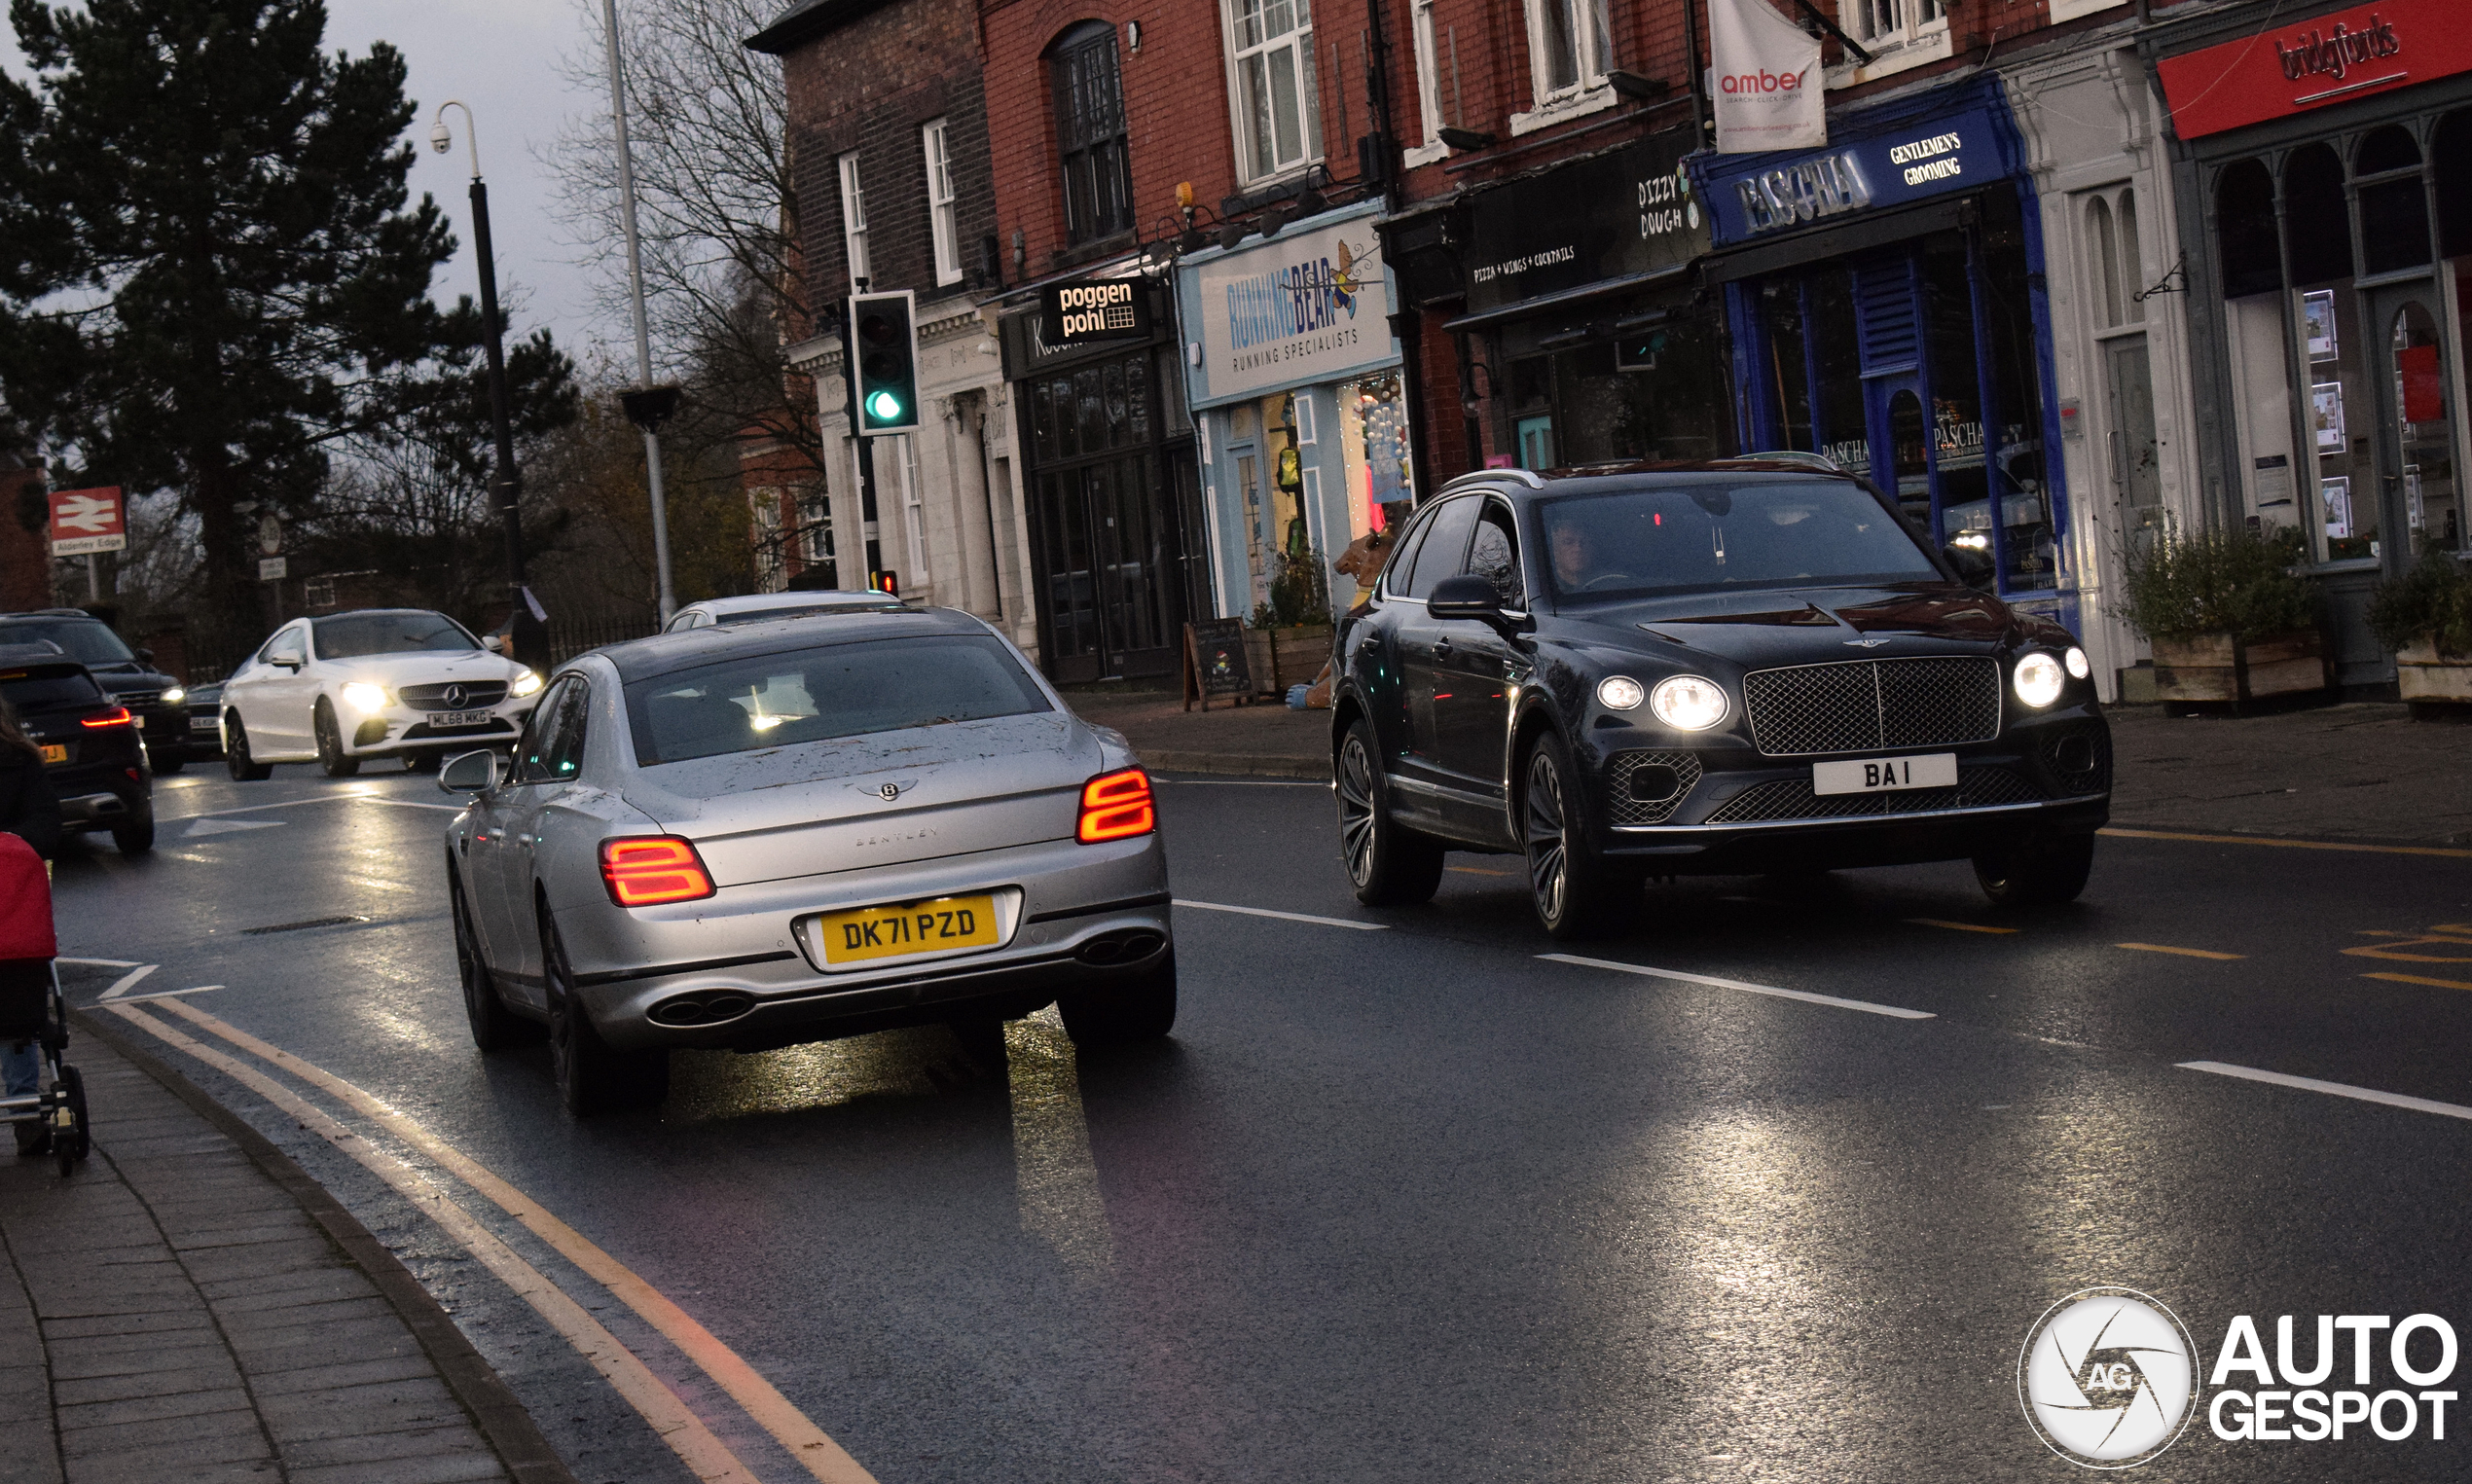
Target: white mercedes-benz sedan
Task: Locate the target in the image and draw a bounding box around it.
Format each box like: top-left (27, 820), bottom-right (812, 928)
top-left (438, 606), bottom-right (1175, 1115)
top-left (221, 608), bottom-right (544, 778)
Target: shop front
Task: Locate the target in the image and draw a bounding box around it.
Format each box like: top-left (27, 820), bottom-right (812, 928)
top-left (2152, 0), bottom-right (2472, 688)
top-left (1176, 203), bottom-right (1412, 624)
top-left (1693, 77), bottom-right (2071, 625)
top-left (1000, 275), bottom-right (1207, 683)
top-left (1447, 127), bottom-right (1722, 475)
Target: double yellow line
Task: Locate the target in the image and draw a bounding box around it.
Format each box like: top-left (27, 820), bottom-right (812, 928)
top-left (107, 997), bottom-right (876, 1484)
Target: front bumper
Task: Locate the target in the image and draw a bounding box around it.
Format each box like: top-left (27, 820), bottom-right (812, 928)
top-left (343, 701), bottom-right (531, 757)
top-left (556, 832), bottom-right (1172, 1053)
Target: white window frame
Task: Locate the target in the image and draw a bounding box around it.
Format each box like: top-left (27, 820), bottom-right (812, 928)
top-left (1826, 0), bottom-right (1952, 86)
top-left (1404, 0), bottom-right (1447, 168)
top-left (798, 490), bottom-right (834, 565)
top-left (1221, 0), bottom-right (1323, 187)
top-left (1509, 0), bottom-right (1616, 137)
top-left (922, 119), bottom-right (962, 287)
top-left (837, 151), bottom-right (870, 289)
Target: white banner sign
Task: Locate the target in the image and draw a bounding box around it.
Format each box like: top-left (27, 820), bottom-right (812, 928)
top-left (1710, 0), bottom-right (1827, 154)
top-left (1193, 220), bottom-right (1389, 403)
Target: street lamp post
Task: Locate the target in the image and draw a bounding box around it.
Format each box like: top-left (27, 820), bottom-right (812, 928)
top-left (600, 0), bottom-right (678, 624)
top-left (428, 101), bottom-right (546, 670)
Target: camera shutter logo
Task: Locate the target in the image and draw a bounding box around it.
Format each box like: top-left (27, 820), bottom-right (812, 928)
top-left (2018, 1287), bottom-right (2199, 1468)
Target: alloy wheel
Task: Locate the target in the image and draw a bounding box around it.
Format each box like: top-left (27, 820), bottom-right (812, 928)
top-left (1337, 737), bottom-right (1378, 887)
top-left (1524, 749), bottom-right (1569, 924)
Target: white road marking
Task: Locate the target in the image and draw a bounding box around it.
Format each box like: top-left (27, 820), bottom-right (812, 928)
top-left (97, 964), bottom-right (159, 1000)
top-left (352, 797), bottom-right (466, 813)
top-left (56, 957), bottom-right (139, 968)
top-left (108, 986), bottom-right (222, 1003)
top-left (2177, 1061), bottom-right (2472, 1123)
top-left (1539, 954), bottom-right (1937, 1020)
top-left (1173, 899), bottom-right (1389, 931)
top-left (157, 795), bottom-right (357, 824)
top-left (185, 817), bottom-right (285, 838)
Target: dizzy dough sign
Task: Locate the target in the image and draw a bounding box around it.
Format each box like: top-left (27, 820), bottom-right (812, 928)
top-left (1192, 220), bottom-right (1391, 402)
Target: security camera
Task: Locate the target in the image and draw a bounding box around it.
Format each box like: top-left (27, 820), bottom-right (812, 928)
top-left (429, 122), bottom-right (452, 155)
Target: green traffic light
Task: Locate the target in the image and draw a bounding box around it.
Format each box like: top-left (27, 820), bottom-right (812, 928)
top-left (867, 389), bottom-right (904, 422)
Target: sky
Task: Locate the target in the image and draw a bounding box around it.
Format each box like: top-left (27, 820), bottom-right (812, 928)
top-left (4, 0), bottom-right (619, 357)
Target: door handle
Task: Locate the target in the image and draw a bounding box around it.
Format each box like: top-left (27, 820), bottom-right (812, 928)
top-left (515, 833), bottom-right (536, 848)
top-left (1432, 639), bottom-right (1454, 662)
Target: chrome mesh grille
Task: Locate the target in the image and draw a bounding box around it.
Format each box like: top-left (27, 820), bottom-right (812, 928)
top-left (1741, 657), bottom-right (2002, 756)
top-left (399, 680), bottom-right (509, 712)
top-left (1702, 765), bottom-right (2043, 824)
top-left (1605, 750), bottom-right (1702, 826)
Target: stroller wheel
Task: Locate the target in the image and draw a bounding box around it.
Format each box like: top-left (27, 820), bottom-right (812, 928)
top-left (53, 1063), bottom-right (88, 1175)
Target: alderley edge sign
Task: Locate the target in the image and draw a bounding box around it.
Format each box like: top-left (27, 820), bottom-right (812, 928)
top-left (2157, 0), bottom-right (2472, 139)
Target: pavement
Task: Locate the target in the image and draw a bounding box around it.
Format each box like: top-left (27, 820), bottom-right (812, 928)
top-left (1077, 684), bottom-right (2472, 847)
top-left (0, 1015), bottom-right (564, 1484)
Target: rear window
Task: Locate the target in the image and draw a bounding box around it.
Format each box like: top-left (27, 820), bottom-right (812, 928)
top-left (0, 621), bottom-right (133, 667)
top-left (0, 670), bottom-right (103, 710)
top-left (625, 634), bottom-right (1052, 766)
top-left (311, 612), bottom-right (479, 659)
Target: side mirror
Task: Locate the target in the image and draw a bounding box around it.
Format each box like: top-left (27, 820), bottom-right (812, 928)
top-left (1427, 573), bottom-right (1508, 623)
top-left (1942, 543), bottom-right (1996, 590)
top-left (270, 648), bottom-right (305, 670)
top-left (438, 749), bottom-right (499, 796)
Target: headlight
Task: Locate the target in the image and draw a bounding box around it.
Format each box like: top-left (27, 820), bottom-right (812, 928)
top-left (2064, 645), bottom-right (2090, 680)
top-left (510, 670), bottom-right (543, 699)
top-left (159, 686), bottom-right (185, 705)
top-left (1650, 675), bottom-right (1729, 731)
top-left (340, 682), bottom-right (390, 714)
top-left (2013, 652), bottom-right (2066, 708)
top-left (1596, 675), bottom-right (1645, 711)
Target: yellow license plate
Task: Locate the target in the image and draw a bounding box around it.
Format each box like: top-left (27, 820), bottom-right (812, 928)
top-left (39, 745), bottom-right (64, 764)
top-left (818, 894), bottom-right (1000, 966)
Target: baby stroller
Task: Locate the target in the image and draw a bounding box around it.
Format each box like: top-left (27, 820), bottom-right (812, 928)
top-left (0, 832), bottom-right (89, 1176)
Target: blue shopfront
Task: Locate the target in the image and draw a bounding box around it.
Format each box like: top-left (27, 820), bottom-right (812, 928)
top-left (1692, 77), bottom-right (2074, 622)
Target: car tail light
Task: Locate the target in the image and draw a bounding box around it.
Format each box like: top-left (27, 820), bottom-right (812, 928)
top-left (80, 706), bottom-right (134, 729)
top-left (599, 836), bottom-right (715, 907)
top-left (1076, 768), bottom-right (1156, 844)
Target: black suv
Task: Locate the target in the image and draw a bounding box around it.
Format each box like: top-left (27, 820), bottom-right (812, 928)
top-left (0, 610), bottom-right (194, 773)
top-left (1329, 462), bottom-right (2109, 938)
top-left (0, 644), bottom-right (154, 854)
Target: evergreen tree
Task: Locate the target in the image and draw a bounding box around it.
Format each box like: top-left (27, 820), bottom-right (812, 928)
top-left (0, 0), bottom-right (489, 642)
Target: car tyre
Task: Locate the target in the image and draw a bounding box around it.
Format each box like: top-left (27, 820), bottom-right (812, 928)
top-left (224, 716), bottom-right (273, 781)
top-left (1335, 721), bottom-right (1444, 907)
top-left (110, 808), bottom-right (154, 856)
top-left (542, 916), bottom-right (669, 1114)
top-left (1973, 834), bottom-right (2095, 908)
top-left (452, 866), bottom-right (542, 1052)
top-left (1059, 947), bottom-right (1178, 1048)
top-left (313, 700), bottom-right (360, 778)
top-left (1520, 732), bottom-right (1628, 941)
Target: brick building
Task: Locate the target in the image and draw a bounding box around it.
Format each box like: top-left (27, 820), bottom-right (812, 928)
top-left (749, 0), bottom-right (1027, 646)
top-left (0, 448), bottom-right (50, 614)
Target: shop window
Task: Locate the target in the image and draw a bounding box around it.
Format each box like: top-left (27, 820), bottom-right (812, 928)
top-left (922, 119), bottom-right (962, 287)
top-left (1224, 0), bottom-right (1321, 183)
top-left (1339, 373), bottom-right (1416, 548)
top-left (2436, 112), bottom-right (2472, 259)
top-left (2216, 159), bottom-right (2280, 300)
top-left (1052, 23), bottom-right (1134, 245)
top-left (1808, 271), bottom-right (1868, 474)
top-left (2283, 144), bottom-right (2351, 286)
top-left (2355, 125), bottom-right (2431, 277)
top-left (1528, 0), bottom-right (1612, 99)
top-left (837, 152), bottom-right (869, 287)
top-left (2391, 301), bottom-right (2458, 553)
top-left (2084, 189), bottom-right (2146, 329)
top-left (2355, 125), bottom-right (2420, 175)
top-left (1759, 282), bottom-right (1815, 452)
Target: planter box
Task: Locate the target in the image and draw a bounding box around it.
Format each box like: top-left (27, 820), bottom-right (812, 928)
top-left (2396, 636), bottom-right (2472, 707)
top-left (2150, 630), bottom-right (2328, 711)
top-left (1241, 625), bottom-right (1335, 695)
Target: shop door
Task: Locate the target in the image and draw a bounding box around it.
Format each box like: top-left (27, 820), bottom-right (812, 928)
top-left (1037, 454), bottom-right (1176, 681)
top-left (2104, 337), bottom-right (2163, 546)
top-left (2367, 283), bottom-right (2457, 576)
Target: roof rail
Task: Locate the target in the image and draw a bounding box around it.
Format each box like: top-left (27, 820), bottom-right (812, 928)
top-left (1436, 467), bottom-right (1545, 494)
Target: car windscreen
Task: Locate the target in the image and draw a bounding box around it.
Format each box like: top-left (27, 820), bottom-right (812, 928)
top-left (625, 633), bottom-right (1053, 766)
top-left (1538, 482), bottom-right (1938, 602)
top-left (0, 669), bottom-right (103, 711)
top-left (311, 612), bottom-right (480, 659)
top-left (714, 603), bottom-right (899, 626)
top-left (0, 621), bottom-right (134, 667)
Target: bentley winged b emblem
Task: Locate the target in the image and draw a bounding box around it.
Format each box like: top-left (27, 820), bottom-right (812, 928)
top-left (1842, 638), bottom-right (1892, 649)
top-left (878, 781), bottom-right (905, 801)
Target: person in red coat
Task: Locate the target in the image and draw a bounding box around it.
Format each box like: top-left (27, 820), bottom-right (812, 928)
top-left (0, 701), bottom-right (60, 1152)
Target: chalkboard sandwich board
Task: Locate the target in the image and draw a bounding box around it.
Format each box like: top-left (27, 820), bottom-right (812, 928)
top-left (1183, 619), bottom-right (1254, 711)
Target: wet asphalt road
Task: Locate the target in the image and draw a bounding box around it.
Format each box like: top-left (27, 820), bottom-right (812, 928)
top-left (40, 761), bottom-right (2472, 1483)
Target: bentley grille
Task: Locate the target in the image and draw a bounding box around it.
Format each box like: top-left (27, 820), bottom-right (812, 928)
top-left (1740, 657), bottom-right (2002, 757)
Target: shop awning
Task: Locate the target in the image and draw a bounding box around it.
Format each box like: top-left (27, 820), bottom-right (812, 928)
top-left (1701, 195), bottom-right (1976, 284)
top-left (1441, 263), bottom-right (1694, 333)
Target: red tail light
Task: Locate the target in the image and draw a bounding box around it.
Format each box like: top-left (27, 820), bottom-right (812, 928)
top-left (1076, 768), bottom-right (1156, 844)
top-left (80, 706), bottom-right (134, 729)
top-left (599, 836), bottom-right (716, 907)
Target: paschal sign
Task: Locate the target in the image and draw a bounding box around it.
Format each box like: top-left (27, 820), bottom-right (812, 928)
top-left (2157, 0), bottom-right (2472, 139)
top-left (48, 487), bottom-right (127, 557)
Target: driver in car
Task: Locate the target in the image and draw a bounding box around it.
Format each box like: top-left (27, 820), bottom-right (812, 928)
top-left (1550, 521), bottom-right (1600, 592)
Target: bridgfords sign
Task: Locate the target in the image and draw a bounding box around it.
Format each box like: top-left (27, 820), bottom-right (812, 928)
top-left (2157, 0), bottom-right (2472, 140)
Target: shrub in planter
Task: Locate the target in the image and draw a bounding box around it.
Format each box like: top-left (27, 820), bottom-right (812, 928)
top-left (2368, 550), bottom-right (2472, 709)
top-left (2118, 526), bottom-right (2324, 707)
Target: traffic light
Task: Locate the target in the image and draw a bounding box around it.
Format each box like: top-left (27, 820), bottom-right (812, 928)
top-left (849, 290), bottom-right (920, 436)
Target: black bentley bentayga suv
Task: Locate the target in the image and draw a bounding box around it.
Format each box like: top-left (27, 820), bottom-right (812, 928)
top-left (1328, 460), bottom-right (2110, 938)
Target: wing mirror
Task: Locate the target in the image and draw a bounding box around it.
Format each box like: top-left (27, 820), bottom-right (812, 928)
top-left (438, 749), bottom-right (500, 796)
top-left (1942, 543), bottom-right (1996, 591)
top-left (1426, 574), bottom-right (1509, 623)
top-left (269, 647), bottom-right (305, 670)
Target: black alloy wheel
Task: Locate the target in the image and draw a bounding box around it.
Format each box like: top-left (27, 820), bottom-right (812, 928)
top-left (1520, 732), bottom-right (1627, 941)
top-left (1974, 834), bottom-right (2096, 908)
top-left (224, 716), bottom-right (272, 781)
top-left (1335, 721), bottom-right (1444, 907)
top-left (110, 807), bottom-right (154, 857)
top-left (1058, 946), bottom-right (1179, 1048)
top-left (452, 865), bottom-right (541, 1052)
top-left (312, 700), bottom-right (360, 778)
top-left (542, 916), bottom-right (670, 1115)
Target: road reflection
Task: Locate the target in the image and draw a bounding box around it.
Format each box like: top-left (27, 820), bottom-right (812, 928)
top-left (662, 1026), bottom-right (950, 1119)
top-left (1004, 1006), bottom-right (1115, 1279)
